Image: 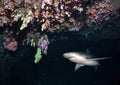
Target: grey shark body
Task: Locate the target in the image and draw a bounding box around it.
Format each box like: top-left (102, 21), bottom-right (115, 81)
top-left (63, 51), bottom-right (110, 71)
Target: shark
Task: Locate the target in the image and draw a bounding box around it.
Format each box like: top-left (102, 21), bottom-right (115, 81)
top-left (63, 50), bottom-right (111, 71)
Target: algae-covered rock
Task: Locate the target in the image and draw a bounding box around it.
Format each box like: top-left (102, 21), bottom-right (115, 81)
top-left (34, 47), bottom-right (42, 64)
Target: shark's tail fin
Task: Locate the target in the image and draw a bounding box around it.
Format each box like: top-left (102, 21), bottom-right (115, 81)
top-left (93, 57), bottom-right (112, 72)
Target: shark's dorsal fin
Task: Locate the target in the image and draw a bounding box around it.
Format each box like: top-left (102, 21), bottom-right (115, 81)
top-left (87, 57), bottom-right (112, 61)
top-left (86, 48), bottom-right (90, 53)
top-left (74, 64), bottom-right (84, 71)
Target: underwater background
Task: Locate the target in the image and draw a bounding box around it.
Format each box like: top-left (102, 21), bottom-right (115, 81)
top-left (2, 32), bottom-right (119, 85)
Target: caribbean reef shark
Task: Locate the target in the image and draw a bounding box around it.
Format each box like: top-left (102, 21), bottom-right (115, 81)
top-left (63, 50), bottom-right (111, 71)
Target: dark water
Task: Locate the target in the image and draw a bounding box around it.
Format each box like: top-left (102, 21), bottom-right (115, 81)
top-left (6, 33), bottom-right (120, 85)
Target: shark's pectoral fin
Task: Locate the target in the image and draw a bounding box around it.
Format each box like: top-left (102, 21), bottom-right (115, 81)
top-left (75, 64), bottom-right (84, 71)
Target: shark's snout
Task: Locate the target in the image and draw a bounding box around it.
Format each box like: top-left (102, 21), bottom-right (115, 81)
top-left (63, 53), bottom-right (71, 58)
top-left (63, 53), bottom-right (68, 58)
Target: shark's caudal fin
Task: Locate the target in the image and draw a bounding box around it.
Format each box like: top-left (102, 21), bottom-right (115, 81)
top-left (74, 64), bottom-right (84, 71)
top-left (88, 57), bottom-right (112, 61)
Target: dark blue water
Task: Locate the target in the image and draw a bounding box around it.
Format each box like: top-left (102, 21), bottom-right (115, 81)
top-left (7, 33), bottom-right (120, 85)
